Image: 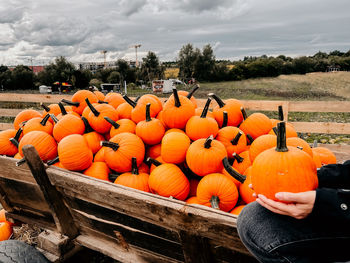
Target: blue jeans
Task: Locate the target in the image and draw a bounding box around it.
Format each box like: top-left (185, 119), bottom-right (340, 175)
top-left (237, 202), bottom-right (350, 263)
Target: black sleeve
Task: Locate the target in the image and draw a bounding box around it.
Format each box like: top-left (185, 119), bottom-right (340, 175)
top-left (317, 160), bottom-right (350, 189)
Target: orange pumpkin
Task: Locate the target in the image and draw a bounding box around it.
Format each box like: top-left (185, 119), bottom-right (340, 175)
top-left (81, 119), bottom-right (105, 154)
top-left (186, 196), bottom-right (201, 204)
top-left (239, 166), bottom-right (256, 204)
top-left (177, 84), bottom-right (199, 108)
top-left (189, 178), bottom-right (200, 197)
top-left (94, 90), bottom-right (105, 101)
top-left (104, 117), bottom-right (136, 137)
top-left (286, 137), bottom-right (313, 157)
top-left (61, 90), bottom-right (98, 115)
top-left (83, 162), bottom-right (110, 181)
top-left (239, 108), bottom-right (272, 140)
top-left (249, 134), bottom-right (277, 162)
top-left (0, 128), bottom-right (23, 156)
top-left (116, 102), bottom-right (133, 119)
top-left (230, 205), bottom-right (245, 215)
top-left (216, 126), bottom-right (247, 156)
top-left (0, 222), bottom-right (13, 241)
top-left (41, 103), bottom-right (62, 117)
top-left (312, 141), bottom-right (336, 165)
top-left (14, 109), bottom-right (42, 130)
top-left (146, 144), bottom-right (162, 159)
top-left (23, 114), bottom-right (53, 135)
top-left (104, 92), bottom-right (126, 109)
top-left (161, 132), bottom-right (191, 164)
top-left (94, 147), bottom-right (106, 162)
top-left (56, 102), bottom-right (80, 120)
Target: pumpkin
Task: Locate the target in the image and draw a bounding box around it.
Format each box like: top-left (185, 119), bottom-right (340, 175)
top-left (94, 147), bottom-right (106, 162)
top-left (61, 90), bottom-right (98, 115)
top-left (0, 209), bottom-right (13, 226)
top-left (83, 162), bottom-right (110, 181)
top-left (58, 134), bottom-right (93, 171)
top-left (251, 122), bottom-right (318, 201)
top-left (239, 166), bottom-right (257, 204)
top-left (0, 222), bottom-right (13, 241)
top-left (41, 103), bottom-right (62, 117)
top-left (216, 126), bottom-right (247, 156)
top-left (94, 90), bottom-right (105, 101)
top-left (56, 102), bottom-right (80, 120)
top-left (269, 123), bottom-right (297, 138)
top-left (230, 205), bottom-right (245, 215)
top-left (136, 94), bottom-right (163, 115)
top-left (123, 95), bottom-right (161, 123)
top-left (14, 109), bottom-right (42, 130)
top-left (104, 117), bottom-right (136, 137)
top-left (23, 114), bottom-right (53, 135)
top-left (222, 156), bottom-right (247, 186)
top-left (185, 98), bottom-right (219, 141)
top-left (312, 141), bottom-right (337, 165)
top-left (189, 178), bottom-right (200, 197)
top-left (139, 162), bottom-right (150, 174)
top-left (147, 156), bottom-right (164, 173)
top-left (18, 131), bottom-right (57, 162)
top-left (114, 157), bottom-right (150, 192)
top-left (136, 103), bottom-right (165, 145)
top-left (52, 114), bottom-right (85, 142)
top-left (194, 107), bottom-right (214, 119)
top-left (104, 92), bottom-right (126, 109)
top-left (249, 134), bottom-right (277, 162)
top-left (186, 196), bottom-right (201, 204)
top-left (239, 108), bottom-right (272, 140)
top-left (286, 137), bottom-right (313, 157)
top-left (161, 132), bottom-right (191, 164)
top-left (116, 102), bottom-right (133, 119)
top-left (146, 144), bottom-right (162, 159)
top-left (102, 132), bottom-right (145, 173)
top-left (196, 173), bottom-right (239, 212)
top-left (186, 135), bottom-right (227, 176)
top-left (209, 93), bottom-right (243, 127)
top-left (0, 128), bottom-right (23, 156)
top-left (149, 163), bottom-right (190, 200)
top-left (164, 128), bottom-right (185, 135)
top-left (177, 84), bottom-right (199, 107)
top-left (81, 117), bottom-right (104, 154)
top-left (162, 89), bottom-right (195, 129)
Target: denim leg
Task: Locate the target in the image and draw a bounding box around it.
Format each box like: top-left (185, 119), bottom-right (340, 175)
top-left (237, 202), bottom-right (350, 263)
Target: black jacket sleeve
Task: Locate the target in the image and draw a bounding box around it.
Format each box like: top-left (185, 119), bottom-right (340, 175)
top-left (317, 160), bottom-right (350, 188)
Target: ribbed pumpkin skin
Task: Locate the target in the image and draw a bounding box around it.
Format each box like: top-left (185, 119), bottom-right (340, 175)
top-left (87, 104), bottom-right (118, 134)
top-left (249, 134), bottom-right (277, 162)
top-left (222, 166), bottom-right (242, 188)
top-left (251, 146), bottom-right (318, 201)
top-left (287, 137), bottom-right (313, 157)
top-left (42, 103), bottom-right (62, 117)
top-left (195, 108), bottom-right (214, 118)
top-left (161, 132), bottom-right (191, 164)
top-left (186, 138), bottom-right (227, 176)
top-left (216, 127), bottom-right (247, 156)
top-left (19, 131), bottom-right (57, 162)
top-left (146, 144), bottom-right (161, 159)
top-left (212, 99), bottom-right (243, 127)
top-left (115, 172), bottom-right (150, 192)
top-left (116, 102), bottom-right (133, 119)
top-left (94, 91), bottom-right (105, 101)
top-left (162, 95), bottom-right (195, 129)
top-left (196, 173), bottom-right (238, 212)
top-left (83, 132), bottom-right (104, 154)
top-left (136, 118), bottom-right (165, 145)
top-left (83, 162), bottom-right (110, 181)
top-left (14, 110), bottom-right (42, 130)
top-left (70, 90), bottom-right (98, 115)
top-left (185, 116), bottom-right (219, 141)
top-left (269, 122), bottom-right (298, 138)
top-left (186, 196), bottom-right (200, 204)
top-left (312, 147), bottom-right (337, 165)
top-left (230, 205), bottom-right (245, 215)
top-left (131, 97), bottom-right (161, 124)
top-left (239, 113), bottom-right (272, 140)
top-left (177, 90), bottom-right (197, 108)
top-left (104, 93), bottom-right (126, 109)
top-left (110, 119), bottom-right (136, 137)
top-left (164, 128), bottom-right (185, 135)
top-left (148, 163), bottom-right (190, 200)
top-left (232, 151), bottom-right (251, 175)
top-left (0, 129), bottom-right (19, 156)
top-left (104, 133), bottom-right (145, 173)
top-left (58, 134), bottom-right (93, 171)
top-left (94, 147), bottom-right (105, 162)
top-left (150, 156), bottom-right (165, 173)
top-left (0, 222), bottom-right (13, 241)
top-left (53, 115), bottom-right (85, 142)
top-left (23, 116), bottom-right (53, 135)
top-left (239, 167), bottom-right (256, 204)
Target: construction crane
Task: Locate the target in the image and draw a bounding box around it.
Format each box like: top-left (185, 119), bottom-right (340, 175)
top-left (130, 44), bottom-right (141, 67)
top-left (101, 50), bottom-right (107, 68)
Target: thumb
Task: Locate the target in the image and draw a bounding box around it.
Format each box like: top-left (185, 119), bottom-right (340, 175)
top-left (275, 192), bottom-right (307, 203)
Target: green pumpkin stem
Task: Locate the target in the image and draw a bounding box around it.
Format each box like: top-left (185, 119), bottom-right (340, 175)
top-left (272, 126), bottom-right (278, 135)
top-left (173, 88), bottom-right (181, 108)
top-left (222, 157), bottom-right (246, 183)
top-left (50, 114), bottom-right (59, 124)
top-left (222, 111), bottom-right (228, 128)
top-left (232, 153), bottom-right (244, 163)
top-left (200, 98), bottom-right (212, 118)
top-left (276, 122), bottom-right (288, 152)
top-left (61, 99), bottom-right (80, 107)
top-left (81, 117), bottom-right (94, 133)
top-left (313, 140), bottom-right (318, 148)
top-left (9, 127), bottom-right (23, 147)
top-left (101, 141), bottom-right (120, 151)
top-left (85, 98), bottom-right (100, 117)
top-left (40, 114), bottom-right (51, 126)
top-left (131, 157), bottom-right (139, 175)
top-left (123, 95), bottom-right (137, 108)
top-left (58, 102), bottom-right (68, 115)
top-left (187, 84), bottom-right (199, 99)
top-left (145, 103), bottom-right (152, 122)
top-left (47, 156), bottom-right (59, 165)
top-left (16, 158), bottom-right (26, 166)
top-left (40, 103), bottom-right (51, 112)
top-left (104, 117), bottom-right (120, 129)
top-left (210, 196), bottom-right (220, 209)
top-left (208, 93), bottom-right (225, 108)
top-left (278, 105), bottom-right (284, 121)
top-left (146, 157), bottom-right (162, 167)
top-left (231, 132), bottom-right (242, 145)
top-left (241, 107), bottom-right (248, 120)
top-left (204, 135), bottom-right (214, 149)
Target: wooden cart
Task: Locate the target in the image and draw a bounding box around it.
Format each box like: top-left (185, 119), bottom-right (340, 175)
top-left (0, 145), bottom-right (257, 263)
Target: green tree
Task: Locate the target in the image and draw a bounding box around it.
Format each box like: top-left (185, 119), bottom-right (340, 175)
top-left (11, 65), bottom-right (35, 90)
top-left (72, 69), bottom-right (92, 90)
top-left (177, 44), bottom-right (200, 79)
top-left (140, 51), bottom-right (164, 82)
top-left (194, 44), bottom-right (216, 81)
top-left (107, 71), bottom-right (121, 83)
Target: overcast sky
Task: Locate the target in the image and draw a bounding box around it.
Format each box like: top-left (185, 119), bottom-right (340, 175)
top-left (1, 0), bottom-right (349, 66)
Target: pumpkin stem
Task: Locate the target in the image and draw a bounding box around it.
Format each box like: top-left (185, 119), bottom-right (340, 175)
top-left (47, 156), bottom-right (59, 165)
top-left (134, 96), bottom-right (141, 103)
top-left (222, 111), bottom-right (228, 128)
top-left (40, 114), bottom-right (51, 126)
top-left (276, 122), bottom-right (288, 152)
top-left (109, 173), bottom-right (121, 182)
top-left (187, 84), bottom-right (199, 99)
top-left (131, 157), bottom-right (139, 175)
top-left (40, 103), bottom-right (51, 112)
top-left (85, 98), bottom-right (100, 117)
top-left (123, 95), bottom-right (136, 108)
top-left (210, 196), bottom-right (220, 210)
top-left (50, 114), bottom-right (59, 124)
top-left (232, 152), bottom-right (244, 163)
top-left (208, 93), bottom-right (225, 108)
top-left (272, 126), bottom-right (278, 135)
top-left (145, 103), bottom-right (152, 122)
top-left (104, 117), bottom-right (120, 129)
top-left (61, 99), bottom-right (80, 107)
top-left (146, 157), bottom-right (162, 167)
top-left (297, 146), bottom-right (303, 150)
top-left (240, 107), bottom-right (248, 120)
top-left (173, 88), bottom-right (181, 108)
top-left (9, 127), bottom-right (23, 147)
top-left (101, 141), bottom-right (120, 151)
top-left (204, 135), bottom-right (214, 149)
top-left (200, 98), bottom-right (212, 118)
top-left (222, 157), bottom-right (246, 183)
top-left (81, 117), bottom-right (94, 133)
top-left (16, 158), bottom-right (26, 166)
top-left (231, 132), bottom-right (242, 145)
top-left (313, 140), bottom-right (318, 148)
top-left (98, 100), bottom-right (108, 104)
top-left (58, 102), bottom-right (68, 115)
top-left (278, 105), bottom-right (284, 121)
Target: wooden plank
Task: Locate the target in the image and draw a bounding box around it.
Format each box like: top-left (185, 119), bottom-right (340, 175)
top-left (22, 145), bottom-right (79, 238)
top-left (6, 211), bottom-right (56, 231)
top-left (0, 156), bottom-right (37, 183)
top-left (179, 231), bottom-right (213, 263)
top-left (291, 121), bottom-right (350, 134)
top-left (0, 185), bottom-right (14, 212)
top-left (47, 168), bottom-right (250, 254)
top-left (288, 101), bottom-right (350, 113)
top-left (0, 108), bottom-right (22, 117)
top-left (37, 230), bottom-right (73, 256)
top-left (0, 93), bottom-right (71, 103)
top-left (0, 122), bottom-right (13, 130)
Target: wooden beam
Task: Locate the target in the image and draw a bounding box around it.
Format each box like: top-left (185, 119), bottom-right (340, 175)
top-left (0, 122), bottom-right (13, 130)
top-left (291, 121), bottom-right (350, 134)
top-left (0, 93), bottom-right (72, 103)
top-left (22, 145), bottom-right (79, 238)
top-left (0, 108), bottom-right (22, 117)
top-left (179, 231), bottom-right (213, 263)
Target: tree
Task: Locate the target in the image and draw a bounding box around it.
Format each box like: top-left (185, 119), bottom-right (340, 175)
top-left (194, 44), bottom-right (216, 81)
top-left (177, 44), bottom-right (200, 79)
top-left (72, 69), bottom-right (92, 90)
top-left (107, 71), bottom-right (121, 83)
top-left (140, 51), bottom-right (164, 82)
top-left (11, 65), bottom-right (35, 90)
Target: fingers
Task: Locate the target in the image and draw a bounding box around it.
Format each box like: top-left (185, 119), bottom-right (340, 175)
top-left (256, 195), bottom-right (289, 216)
top-left (275, 191), bottom-right (315, 204)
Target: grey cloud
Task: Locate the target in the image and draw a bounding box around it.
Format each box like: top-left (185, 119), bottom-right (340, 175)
top-left (0, 5), bottom-right (25, 24)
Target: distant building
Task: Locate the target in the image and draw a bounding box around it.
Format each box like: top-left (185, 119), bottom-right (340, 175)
top-left (327, 65), bottom-right (341, 72)
top-left (8, 65), bottom-right (45, 75)
top-left (77, 60), bottom-right (141, 74)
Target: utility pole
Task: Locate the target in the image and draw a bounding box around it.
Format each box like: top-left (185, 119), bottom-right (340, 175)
top-left (101, 50), bottom-right (107, 68)
top-left (130, 44), bottom-right (141, 67)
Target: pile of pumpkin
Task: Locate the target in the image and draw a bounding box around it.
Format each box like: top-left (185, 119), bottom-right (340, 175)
top-left (0, 87), bottom-right (337, 222)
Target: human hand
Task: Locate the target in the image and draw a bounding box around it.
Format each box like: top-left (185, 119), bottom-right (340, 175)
top-left (255, 191), bottom-right (316, 219)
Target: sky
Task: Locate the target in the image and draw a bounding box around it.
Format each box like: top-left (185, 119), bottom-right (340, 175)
top-left (0, 0), bottom-right (349, 66)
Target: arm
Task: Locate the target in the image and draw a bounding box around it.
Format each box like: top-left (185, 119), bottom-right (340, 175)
top-left (317, 160), bottom-right (350, 188)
